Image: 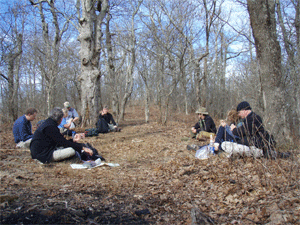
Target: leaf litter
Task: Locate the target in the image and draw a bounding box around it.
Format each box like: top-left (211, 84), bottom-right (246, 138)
top-left (0, 107), bottom-right (299, 224)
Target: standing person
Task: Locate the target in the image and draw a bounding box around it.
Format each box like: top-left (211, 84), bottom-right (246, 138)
top-left (30, 107), bottom-right (93, 164)
top-left (97, 106), bottom-right (121, 132)
top-left (64, 101), bottom-right (79, 128)
top-left (190, 107), bottom-right (216, 141)
top-left (13, 108), bottom-right (38, 148)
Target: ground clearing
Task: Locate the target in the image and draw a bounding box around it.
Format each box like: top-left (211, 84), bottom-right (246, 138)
top-left (1, 106), bottom-right (299, 224)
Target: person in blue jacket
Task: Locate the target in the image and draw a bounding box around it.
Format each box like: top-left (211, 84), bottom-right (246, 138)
top-left (13, 108), bottom-right (38, 148)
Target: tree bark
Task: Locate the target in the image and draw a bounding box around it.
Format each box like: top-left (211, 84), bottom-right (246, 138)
top-left (78, 0), bottom-right (108, 126)
top-left (105, 12), bottom-right (119, 115)
top-left (247, 0), bottom-right (288, 139)
top-left (8, 34), bottom-right (23, 121)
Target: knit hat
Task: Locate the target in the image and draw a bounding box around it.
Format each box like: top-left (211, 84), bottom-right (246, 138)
top-left (237, 101), bottom-right (251, 111)
top-left (195, 107), bottom-right (209, 115)
top-left (64, 101), bottom-right (70, 108)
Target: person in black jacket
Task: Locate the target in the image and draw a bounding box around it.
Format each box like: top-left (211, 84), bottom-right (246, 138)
top-left (230, 101), bottom-right (278, 158)
top-left (98, 106), bottom-right (121, 132)
top-left (191, 107), bottom-right (216, 141)
top-left (30, 107), bottom-right (93, 163)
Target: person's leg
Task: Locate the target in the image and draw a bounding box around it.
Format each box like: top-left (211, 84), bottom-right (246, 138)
top-left (190, 130), bottom-right (197, 139)
top-left (215, 126), bottom-right (225, 144)
top-left (52, 147), bottom-right (76, 162)
top-left (196, 131), bottom-right (214, 141)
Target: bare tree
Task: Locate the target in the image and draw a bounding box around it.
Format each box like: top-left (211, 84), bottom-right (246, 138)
top-left (77, 0), bottom-right (109, 126)
top-left (118, 0), bottom-right (143, 121)
top-left (0, 3), bottom-right (25, 121)
top-left (29, 0), bottom-right (69, 114)
top-left (275, 0), bottom-right (300, 138)
top-left (247, 0), bottom-right (289, 139)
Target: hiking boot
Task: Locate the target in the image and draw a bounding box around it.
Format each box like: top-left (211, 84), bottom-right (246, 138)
top-left (277, 152), bottom-right (291, 159)
top-left (187, 144), bottom-right (199, 151)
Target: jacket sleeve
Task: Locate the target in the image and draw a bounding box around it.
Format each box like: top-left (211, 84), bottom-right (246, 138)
top-left (21, 120), bottom-right (33, 141)
top-left (72, 108), bottom-right (79, 118)
top-left (109, 114), bottom-right (116, 126)
top-left (193, 122), bottom-right (200, 130)
top-left (205, 116), bottom-right (217, 133)
top-left (44, 126), bottom-right (83, 152)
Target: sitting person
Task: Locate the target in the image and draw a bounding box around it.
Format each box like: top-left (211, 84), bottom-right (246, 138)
top-left (190, 107), bottom-right (216, 141)
top-left (223, 101), bottom-right (284, 158)
top-left (58, 108), bottom-right (75, 137)
top-left (214, 109), bottom-right (244, 152)
top-left (30, 107), bottom-right (93, 164)
top-left (97, 106), bottom-right (121, 133)
top-left (64, 101), bottom-right (79, 129)
top-left (13, 108), bottom-right (38, 148)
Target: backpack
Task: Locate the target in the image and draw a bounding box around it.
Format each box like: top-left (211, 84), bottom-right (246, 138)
top-left (96, 117), bottom-right (109, 133)
top-left (84, 128), bottom-right (99, 137)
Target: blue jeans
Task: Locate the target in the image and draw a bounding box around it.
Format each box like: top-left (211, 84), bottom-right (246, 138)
top-left (215, 126), bottom-right (240, 150)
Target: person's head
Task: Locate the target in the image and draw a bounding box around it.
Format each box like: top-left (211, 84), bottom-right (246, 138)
top-left (195, 107), bottom-right (208, 120)
top-left (25, 108), bottom-right (38, 121)
top-left (49, 107), bottom-right (64, 124)
top-left (64, 101), bottom-right (71, 110)
top-left (62, 108), bottom-right (68, 118)
top-left (236, 101), bottom-right (252, 119)
top-left (102, 106), bottom-right (109, 115)
top-left (227, 109), bottom-right (239, 123)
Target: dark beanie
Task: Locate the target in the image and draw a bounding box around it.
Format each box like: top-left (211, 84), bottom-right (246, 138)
top-left (237, 101), bottom-right (251, 111)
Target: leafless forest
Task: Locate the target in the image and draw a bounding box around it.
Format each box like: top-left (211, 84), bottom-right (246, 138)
top-left (0, 0), bottom-right (300, 224)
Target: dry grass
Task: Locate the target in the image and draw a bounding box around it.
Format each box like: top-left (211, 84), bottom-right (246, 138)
top-left (0, 106), bottom-right (299, 224)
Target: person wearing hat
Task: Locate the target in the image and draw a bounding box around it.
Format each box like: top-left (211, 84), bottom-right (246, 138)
top-left (64, 101), bottom-right (79, 128)
top-left (190, 107), bottom-right (216, 141)
top-left (229, 101), bottom-right (278, 158)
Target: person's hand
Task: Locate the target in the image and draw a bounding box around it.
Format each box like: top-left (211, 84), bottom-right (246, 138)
top-left (114, 125), bottom-right (117, 129)
top-left (83, 147), bottom-right (93, 156)
top-left (230, 124), bottom-right (236, 131)
top-left (191, 127), bottom-right (197, 134)
top-left (73, 134), bottom-right (81, 142)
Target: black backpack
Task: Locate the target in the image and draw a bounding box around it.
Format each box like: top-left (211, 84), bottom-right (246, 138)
top-left (96, 117), bottom-right (109, 133)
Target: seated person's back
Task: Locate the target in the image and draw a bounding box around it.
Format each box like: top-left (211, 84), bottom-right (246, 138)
top-left (13, 108), bottom-right (38, 148)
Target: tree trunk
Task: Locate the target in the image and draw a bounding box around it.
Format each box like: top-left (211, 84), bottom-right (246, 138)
top-left (78, 0), bottom-right (108, 126)
top-left (7, 34), bottom-right (23, 122)
top-left (118, 1), bottom-right (142, 121)
top-left (105, 12), bottom-right (119, 115)
top-left (247, 0), bottom-right (288, 139)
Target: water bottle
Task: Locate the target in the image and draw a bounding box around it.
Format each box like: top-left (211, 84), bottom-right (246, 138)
top-left (72, 131), bottom-right (76, 139)
top-left (209, 134), bottom-right (215, 154)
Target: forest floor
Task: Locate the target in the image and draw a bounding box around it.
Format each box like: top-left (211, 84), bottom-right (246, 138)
top-left (0, 106), bottom-right (299, 225)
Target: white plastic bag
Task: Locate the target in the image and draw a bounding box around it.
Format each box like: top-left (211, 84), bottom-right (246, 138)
top-left (195, 145), bottom-right (211, 160)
